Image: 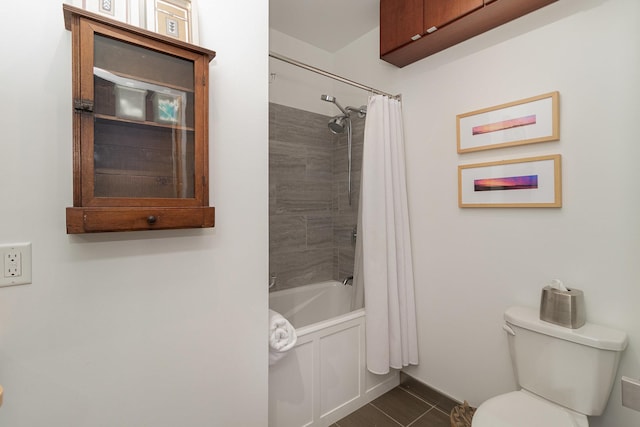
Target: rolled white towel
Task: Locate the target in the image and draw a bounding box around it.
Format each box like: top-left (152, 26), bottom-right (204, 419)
top-left (269, 309), bottom-right (297, 366)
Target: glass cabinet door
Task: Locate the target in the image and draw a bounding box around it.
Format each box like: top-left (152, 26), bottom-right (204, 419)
top-left (90, 34), bottom-right (196, 201)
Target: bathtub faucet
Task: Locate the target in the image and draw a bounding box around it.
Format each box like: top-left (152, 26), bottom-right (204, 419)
top-left (269, 273), bottom-right (277, 289)
top-left (342, 276), bottom-right (353, 286)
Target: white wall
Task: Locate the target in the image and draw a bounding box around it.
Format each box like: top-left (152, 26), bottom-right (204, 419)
top-left (269, 28), bottom-right (399, 116)
top-left (271, 1), bottom-right (640, 423)
top-left (0, 1), bottom-right (269, 426)
top-left (333, 27), bottom-right (401, 100)
top-left (269, 29), bottom-right (337, 115)
top-left (395, 0), bottom-right (640, 426)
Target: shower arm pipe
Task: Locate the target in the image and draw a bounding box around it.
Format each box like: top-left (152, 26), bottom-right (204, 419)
top-left (269, 51), bottom-right (400, 100)
top-left (346, 106), bottom-right (367, 117)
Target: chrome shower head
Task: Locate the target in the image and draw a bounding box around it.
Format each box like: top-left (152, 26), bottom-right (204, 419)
top-left (328, 115), bottom-right (348, 134)
top-left (320, 94), bottom-right (349, 116)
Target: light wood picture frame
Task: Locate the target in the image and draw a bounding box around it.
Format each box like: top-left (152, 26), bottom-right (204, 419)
top-left (144, 0), bottom-right (199, 44)
top-left (457, 92), bottom-right (559, 153)
top-left (458, 155), bottom-right (562, 208)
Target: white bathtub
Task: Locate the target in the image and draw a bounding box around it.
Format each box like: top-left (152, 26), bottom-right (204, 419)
top-left (268, 281), bottom-right (399, 427)
top-left (269, 280), bottom-right (356, 329)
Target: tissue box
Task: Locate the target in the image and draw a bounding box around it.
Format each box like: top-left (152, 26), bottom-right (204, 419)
top-left (115, 85), bottom-right (147, 121)
top-left (151, 92), bottom-right (182, 124)
top-left (540, 285), bottom-right (586, 329)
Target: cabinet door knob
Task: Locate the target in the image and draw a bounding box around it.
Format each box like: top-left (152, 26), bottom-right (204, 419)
top-left (147, 215), bottom-right (157, 224)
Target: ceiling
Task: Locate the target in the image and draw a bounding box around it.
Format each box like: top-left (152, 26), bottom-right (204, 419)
top-left (269, 0), bottom-right (380, 53)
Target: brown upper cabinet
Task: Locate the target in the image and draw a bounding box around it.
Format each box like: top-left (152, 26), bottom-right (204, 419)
top-left (63, 4), bottom-right (216, 234)
top-left (380, 0), bottom-right (558, 67)
top-left (423, 0), bottom-right (484, 33)
top-left (380, 0), bottom-right (424, 57)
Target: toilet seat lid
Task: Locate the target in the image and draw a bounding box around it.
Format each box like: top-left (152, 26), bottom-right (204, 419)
top-left (472, 391), bottom-right (588, 427)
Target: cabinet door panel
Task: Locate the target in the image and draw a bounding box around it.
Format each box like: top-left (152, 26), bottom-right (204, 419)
top-left (85, 29), bottom-right (198, 205)
top-left (380, 0), bottom-right (423, 55)
top-left (424, 0), bottom-right (484, 31)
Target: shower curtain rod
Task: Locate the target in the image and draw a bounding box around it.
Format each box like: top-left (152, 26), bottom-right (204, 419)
top-left (269, 51), bottom-right (400, 100)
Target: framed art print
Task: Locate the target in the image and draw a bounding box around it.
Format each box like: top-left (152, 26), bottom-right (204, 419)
top-left (458, 155), bottom-right (562, 208)
top-left (457, 92), bottom-right (559, 153)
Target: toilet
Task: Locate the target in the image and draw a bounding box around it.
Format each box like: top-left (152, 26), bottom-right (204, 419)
top-left (472, 306), bottom-right (628, 427)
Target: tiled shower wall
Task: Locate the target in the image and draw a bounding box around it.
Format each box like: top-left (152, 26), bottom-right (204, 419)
top-left (269, 103), bottom-right (365, 291)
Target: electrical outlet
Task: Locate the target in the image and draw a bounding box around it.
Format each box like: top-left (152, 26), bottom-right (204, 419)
top-left (5, 250), bottom-right (21, 277)
top-left (0, 242), bottom-right (32, 287)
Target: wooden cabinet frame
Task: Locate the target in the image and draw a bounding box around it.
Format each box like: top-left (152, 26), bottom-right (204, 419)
top-left (63, 4), bottom-right (216, 233)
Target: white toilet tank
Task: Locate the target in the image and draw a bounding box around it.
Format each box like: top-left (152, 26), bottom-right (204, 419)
top-left (504, 306), bottom-right (627, 416)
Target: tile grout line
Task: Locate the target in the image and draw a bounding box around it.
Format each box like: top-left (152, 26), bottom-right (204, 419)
top-left (406, 406), bottom-right (442, 427)
top-left (336, 385), bottom-right (459, 427)
top-left (398, 384), bottom-right (462, 414)
top-left (399, 385), bottom-right (460, 426)
top-left (368, 401), bottom-right (424, 427)
top-left (433, 405), bottom-right (451, 417)
top-left (398, 385), bottom-right (443, 409)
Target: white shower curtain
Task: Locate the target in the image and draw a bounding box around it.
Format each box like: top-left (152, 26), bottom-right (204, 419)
top-left (358, 94), bottom-right (419, 375)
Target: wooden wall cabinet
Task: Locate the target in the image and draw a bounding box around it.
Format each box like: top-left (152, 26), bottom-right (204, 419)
top-left (380, 0), bottom-right (423, 57)
top-left (423, 0), bottom-right (484, 33)
top-left (380, 0), bottom-right (558, 67)
top-left (63, 4), bottom-right (216, 233)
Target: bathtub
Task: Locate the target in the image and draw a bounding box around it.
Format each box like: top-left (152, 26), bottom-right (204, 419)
top-left (268, 281), bottom-right (399, 427)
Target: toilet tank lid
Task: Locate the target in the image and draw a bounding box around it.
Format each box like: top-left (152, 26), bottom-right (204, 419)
top-left (505, 306), bottom-right (628, 351)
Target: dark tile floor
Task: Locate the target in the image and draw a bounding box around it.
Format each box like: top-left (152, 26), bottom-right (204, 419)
top-left (331, 373), bottom-right (460, 427)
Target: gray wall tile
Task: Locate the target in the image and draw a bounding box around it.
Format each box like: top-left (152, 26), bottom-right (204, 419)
top-left (307, 215), bottom-right (333, 249)
top-left (269, 103), bottom-right (364, 292)
top-left (270, 215), bottom-right (306, 252)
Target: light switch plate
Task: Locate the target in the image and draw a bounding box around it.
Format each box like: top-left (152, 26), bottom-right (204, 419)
top-left (622, 376), bottom-right (640, 412)
top-left (0, 242), bottom-right (32, 287)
